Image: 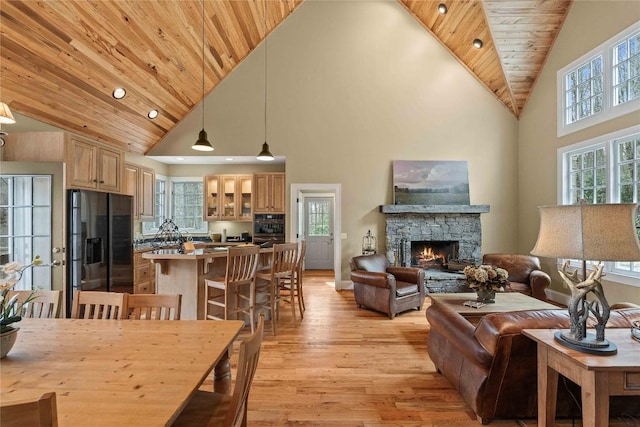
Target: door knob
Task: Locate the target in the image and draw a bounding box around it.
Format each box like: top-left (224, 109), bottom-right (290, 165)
top-left (51, 260), bottom-right (63, 267)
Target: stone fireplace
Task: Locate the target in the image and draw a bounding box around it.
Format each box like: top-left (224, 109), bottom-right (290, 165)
top-left (379, 205), bottom-right (490, 268)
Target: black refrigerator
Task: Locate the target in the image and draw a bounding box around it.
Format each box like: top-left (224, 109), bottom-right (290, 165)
top-left (66, 189), bottom-right (134, 315)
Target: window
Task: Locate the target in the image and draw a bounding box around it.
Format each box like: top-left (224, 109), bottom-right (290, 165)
top-left (567, 143), bottom-right (607, 204)
top-left (142, 175), bottom-right (166, 234)
top-left (143, 176), bottom-right (206, 235)
top-left (559, 126), bottom-right (640, 285)
top-left (613, 31), bottom-right (640, 106)
top-left (558, 22), bottom-right (640, 136)
top-left (564, 56), bottom-right (603, 125)
top-left (0, 175), bottom-right (52, 290)
top-left (307, 200), bottom-right (331, 236)
top-left (171, 180), bottom-right (205, 232)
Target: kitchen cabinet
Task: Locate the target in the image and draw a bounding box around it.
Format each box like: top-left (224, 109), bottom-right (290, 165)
top-left (3, 132), bottom-right (124, 194)
top-left (204, 175), bottom-right (252, 221)
top-left (66, 137), bottom-right (123, 193)
top-left (134, 252), bottom-right (156, 294)
top-left (125, 163), bottom-right (155, 221)
top-left (253, 172), bottom-right (285, 214)
top-left (124, 164), bottom-right (140, 218)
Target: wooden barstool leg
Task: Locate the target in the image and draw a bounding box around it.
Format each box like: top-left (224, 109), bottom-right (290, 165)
top-left (269, 280), bottom-right (277, 336)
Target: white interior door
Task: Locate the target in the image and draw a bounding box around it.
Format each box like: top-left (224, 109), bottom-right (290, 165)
top-left (304, 197), bottom-right (334, 270)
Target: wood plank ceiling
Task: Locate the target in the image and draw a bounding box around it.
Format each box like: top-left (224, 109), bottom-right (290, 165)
top-left (0, 0), bottom-right (572, 155)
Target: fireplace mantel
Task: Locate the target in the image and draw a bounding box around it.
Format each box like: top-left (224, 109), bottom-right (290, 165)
top-left (379, 205), bottom-right (490, 214)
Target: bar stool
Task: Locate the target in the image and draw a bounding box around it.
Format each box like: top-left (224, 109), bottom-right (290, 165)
top-left (255, 242), bottom-right (298, 335)
top-left (204, 245), bottom-right (260, 333)
top-left (280, 240), bottom-right (306, 318)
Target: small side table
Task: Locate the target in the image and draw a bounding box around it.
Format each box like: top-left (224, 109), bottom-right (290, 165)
top-left (523, 328), bottom-right (640, 427)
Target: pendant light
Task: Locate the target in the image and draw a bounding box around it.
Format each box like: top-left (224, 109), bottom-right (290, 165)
top-left (256, 0), bottom-right (275, 161)
top-left (192, 0), bottom-right (214, 152)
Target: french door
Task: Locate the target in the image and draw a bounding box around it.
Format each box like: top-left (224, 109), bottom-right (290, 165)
top-left (1, 162), bottom-right (65, 299)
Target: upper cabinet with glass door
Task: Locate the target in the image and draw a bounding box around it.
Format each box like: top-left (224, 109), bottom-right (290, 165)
top-left (204, 175), bottom-right (252, 222)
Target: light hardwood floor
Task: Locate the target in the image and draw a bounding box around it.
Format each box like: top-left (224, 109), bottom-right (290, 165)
top-left (204, 271), bottom-right (638, 427)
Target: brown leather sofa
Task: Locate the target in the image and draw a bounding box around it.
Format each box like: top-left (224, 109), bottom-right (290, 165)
top-left (350, 254), bottom-right (425, 319)
top-left (482, 253), bottom-right (551, 301)
top-left (426, 302), bottom-right (640, 424)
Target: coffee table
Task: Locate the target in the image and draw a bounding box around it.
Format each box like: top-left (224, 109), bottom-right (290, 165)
top-left (428, 292), bottom-right (559, 324)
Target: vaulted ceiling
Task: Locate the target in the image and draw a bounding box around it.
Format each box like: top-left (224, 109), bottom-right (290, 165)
top-left (0, 0), bottom-right (572, 155)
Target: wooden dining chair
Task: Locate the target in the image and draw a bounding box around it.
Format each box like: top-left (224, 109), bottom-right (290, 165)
top-left (255, 242), bottom-right (298, 335)
top-left (127, 294), bottom-right (182, 320)
top-left (7, 290), bottom-right (61, 319)
top-left (205, 245), bottom-right (260, 333)
top-left (0, 392), bottom-right (58, 427)
top-left (172, 314), bottom-right (265, 427)
top-left (70, 290), bottom-right (128, 319)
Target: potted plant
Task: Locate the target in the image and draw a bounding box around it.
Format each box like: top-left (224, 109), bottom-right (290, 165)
top-left (463, 264), bottom-right (509, 303)
top-left (1, 255), bottom-right (42, 358)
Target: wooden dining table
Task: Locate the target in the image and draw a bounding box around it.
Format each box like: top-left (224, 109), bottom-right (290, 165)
top-left (0, 318), bottom-right (244, 426)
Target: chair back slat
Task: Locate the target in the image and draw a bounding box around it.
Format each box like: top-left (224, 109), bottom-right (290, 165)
top-left (226, 246), bottom-right (260, 285)
top-left (271, 243), bottom-right (298, 278)
top-left (127, 294), bottom-right (182, 320)
top-left (296, 240), bottom-right (307, 275)
top-left (8, 290), bottom-right (61, 319)
top-left (70, 291), bottom-right (128, 320)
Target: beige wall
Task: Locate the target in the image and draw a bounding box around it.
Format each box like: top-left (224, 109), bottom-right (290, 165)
top-left (519, 1), bottom-right (640, 303)
top-left (151, 0), bottom-right (520, 280)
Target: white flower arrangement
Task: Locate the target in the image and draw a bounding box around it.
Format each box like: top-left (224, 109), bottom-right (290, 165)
top-left (1, 256), bottom-right (43, 333)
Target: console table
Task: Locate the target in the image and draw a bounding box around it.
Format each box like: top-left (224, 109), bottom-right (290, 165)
top-left (523, 328), bottom-right (640, 427)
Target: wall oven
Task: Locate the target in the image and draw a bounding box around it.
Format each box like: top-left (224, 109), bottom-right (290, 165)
top-left (253, 214), bottom-right (285, 247)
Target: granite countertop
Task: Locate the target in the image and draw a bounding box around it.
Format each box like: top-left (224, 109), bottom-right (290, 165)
top-left (141, 246), bottom-right (271, 260)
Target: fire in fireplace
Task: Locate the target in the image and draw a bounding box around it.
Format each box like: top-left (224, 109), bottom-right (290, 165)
top-left (411, 240), bottom-right (459, 269)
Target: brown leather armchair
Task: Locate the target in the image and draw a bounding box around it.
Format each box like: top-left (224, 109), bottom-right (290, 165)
top-left (350, 254), bottom-right (425, 319)
top-left (482, 253), bottom-right (551, 301)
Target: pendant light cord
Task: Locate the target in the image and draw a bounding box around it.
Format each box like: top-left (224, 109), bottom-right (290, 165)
top-left (264, 0), bottom-right (267, 142)
top-left (202, 0), bottom-right (205, 129)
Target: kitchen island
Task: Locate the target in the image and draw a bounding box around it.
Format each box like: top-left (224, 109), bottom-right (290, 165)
top-left (142, 247), bottom-right (270, 320)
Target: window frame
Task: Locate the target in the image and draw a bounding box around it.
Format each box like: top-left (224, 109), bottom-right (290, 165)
top-left (142, 175), bottom-right (206, 235)
top-left (557, 125), bottom-right (640, 287)
top-left (557, 21), bottom-right (640, 137)
top-left (170, 178), bottom-right (206, 234)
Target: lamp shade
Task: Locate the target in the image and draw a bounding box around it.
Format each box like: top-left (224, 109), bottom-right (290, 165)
top-left (531, 203), bottom-right (640, 261)
top-left (0, 102), bottom-right (16, 124)
top-left (192, 129), bottom-right (214, 152)
top-left (256, 142), bottom-right (274, 161)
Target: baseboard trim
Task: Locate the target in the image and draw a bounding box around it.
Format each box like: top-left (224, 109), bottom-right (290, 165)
top-left (545, 288), bottom-right (570, 306)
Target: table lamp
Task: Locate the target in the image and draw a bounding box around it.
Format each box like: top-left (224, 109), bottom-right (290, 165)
top-left (530, 203), bottom-right (640, 355)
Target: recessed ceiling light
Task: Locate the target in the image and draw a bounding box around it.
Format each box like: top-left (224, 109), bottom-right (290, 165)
top-left (148, 110), bottom-right (158, 119)
top-left (112, 88), bottom-right (126, 99)
top-left (175, 157), bottom-right (185, 161)
top-left (438, 3), bottom-right (447, 14)
top-left (473, 39), bottom-right (483, 49)
top-left (225, 157), bottom-right (234, 161)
